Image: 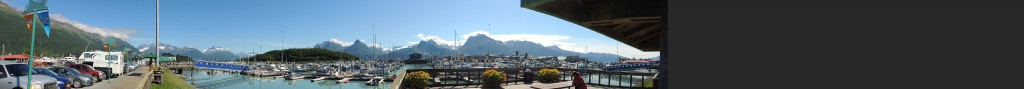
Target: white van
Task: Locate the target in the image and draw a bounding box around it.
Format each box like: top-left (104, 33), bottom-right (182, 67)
top-left (77, 51), bottom-right (125, 76)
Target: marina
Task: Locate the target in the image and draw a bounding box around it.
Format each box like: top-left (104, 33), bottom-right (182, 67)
top-left (163, 55), bottom-right (658, 89)
top-left (177, 61), bottom-right (428, 89)
top-left (1, 0), bottom-right (665, 89)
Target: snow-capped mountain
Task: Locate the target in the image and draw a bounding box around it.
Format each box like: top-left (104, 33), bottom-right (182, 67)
top-left (137, 43), bottom-right (240, 61)
top-left (203, 46), bottom-right (240, 61)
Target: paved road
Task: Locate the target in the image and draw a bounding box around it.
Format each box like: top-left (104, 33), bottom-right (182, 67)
top-left (81, 67), bottom-right (152, 89)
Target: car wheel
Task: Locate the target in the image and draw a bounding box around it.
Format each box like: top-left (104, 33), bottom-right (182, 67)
top-left (94, 75), bottom-right (102, 82)
top-left (73, 79), bottom-right (83, 88)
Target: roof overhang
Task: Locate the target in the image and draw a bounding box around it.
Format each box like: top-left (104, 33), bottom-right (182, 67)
top-left (522, 0), bottom-right (664, 52)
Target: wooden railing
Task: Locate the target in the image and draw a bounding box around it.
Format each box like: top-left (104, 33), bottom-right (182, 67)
top-left (401, 68), bottom-right (656, 88)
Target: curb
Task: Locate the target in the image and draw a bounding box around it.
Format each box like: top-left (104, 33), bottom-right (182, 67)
top-left (136, 68), bottom-right (154, 89)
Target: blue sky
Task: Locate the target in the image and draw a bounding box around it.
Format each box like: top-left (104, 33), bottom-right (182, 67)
top-left (5, 0), bottom-right (659, 58)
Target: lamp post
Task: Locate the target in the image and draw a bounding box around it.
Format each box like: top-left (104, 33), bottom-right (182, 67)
top-left (106, 44), bottom-right (111, 80)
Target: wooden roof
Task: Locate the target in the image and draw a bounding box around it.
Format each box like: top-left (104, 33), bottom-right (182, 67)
top-left (522, 0), bottom-right (664, 51)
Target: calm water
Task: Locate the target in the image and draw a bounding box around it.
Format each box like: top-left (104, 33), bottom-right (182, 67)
top-left (182, 64), bottom-right (432, 89)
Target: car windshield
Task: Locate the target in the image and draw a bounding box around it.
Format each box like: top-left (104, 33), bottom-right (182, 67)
top-left (34, 69), bottom-right (59, 76)
top-left (4, 64), bottom-right (32, 76)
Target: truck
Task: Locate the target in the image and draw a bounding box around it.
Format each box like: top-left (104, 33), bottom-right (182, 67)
top-left (0, 62), bottom-right (63, 89)
top-left (76, 51), bottom-right (126, 77)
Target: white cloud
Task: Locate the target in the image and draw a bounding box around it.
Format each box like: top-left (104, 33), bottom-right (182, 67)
top-left (328, 38), bottom-right (354, 46)
top-left (381, 45), bottom-right (411, 52)
top-left (416, 34), bottom-right (459, 46)
top-left (202, 46), bottom-right (231, 53)
top-left (50, 14), bottom-right (138, 40)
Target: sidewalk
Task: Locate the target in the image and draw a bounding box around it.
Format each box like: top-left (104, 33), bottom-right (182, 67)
top-left (82, 67), bottom-right (152, 89)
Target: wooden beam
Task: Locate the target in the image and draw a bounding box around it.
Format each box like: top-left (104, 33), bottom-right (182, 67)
top-left (582, 16), bottom-right (661, 26)
top-left (636, 32), bottom-right (659, 44)
top-left (626, 23), bottom-right (662, 43)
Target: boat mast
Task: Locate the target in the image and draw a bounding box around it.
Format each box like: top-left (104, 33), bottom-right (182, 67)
top-left (374, 24), bottom-right (378, 60)
top-left (454, 29), bottom-right (457, 61)
top-left (281, 30), bottom-right (284, 62)
top-left (487, 24), bottom-right (491, 61)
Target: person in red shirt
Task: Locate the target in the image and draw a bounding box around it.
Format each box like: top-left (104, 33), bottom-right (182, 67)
top-left (572, 72), bottom-right (587, 89)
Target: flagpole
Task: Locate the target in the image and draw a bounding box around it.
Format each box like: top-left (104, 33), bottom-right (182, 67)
top-left (27, 12), bottom-right (39, 89)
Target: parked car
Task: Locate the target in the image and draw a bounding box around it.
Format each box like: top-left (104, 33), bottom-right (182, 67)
top-left (94, 67), bottom-right (114, 79)
top-left (48, 67), bottom-right (94, 88)
top-left (77, 51), bottom-right (126, 77)
top-left (0, 62), bottom-right (63, 89)
top-left (67, 64), bottom-right (105, 82)
top-left (33, 68), bottom-right (70, 89)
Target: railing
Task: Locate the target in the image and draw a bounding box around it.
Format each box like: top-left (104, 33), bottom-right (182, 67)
top-left (193, 61), bottom-right (250, 72)
top-left (402, 68), bottom-right (656, 88)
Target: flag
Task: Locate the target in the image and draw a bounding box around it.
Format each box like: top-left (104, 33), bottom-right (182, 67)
top-left (104, 44), bottom-right (110, 52)
top-left (39, 11), bottom-right (51, 37)
top-left (23, 0), bottom-right (51, 37)
top-left (23, 14), bottom-right (33, 30)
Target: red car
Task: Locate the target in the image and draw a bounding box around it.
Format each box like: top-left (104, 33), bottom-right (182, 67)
top-left (69, 64), bottom-right (106, 82)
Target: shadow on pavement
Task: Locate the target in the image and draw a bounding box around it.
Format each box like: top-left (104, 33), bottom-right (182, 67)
top-left (128, 73), bottom-right (144, 76)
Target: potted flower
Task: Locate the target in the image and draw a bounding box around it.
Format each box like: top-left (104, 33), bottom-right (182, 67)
top-left (537, 68), bottom-right (560, 83)
top-left (403, 71), bottom-right (432, 89)
top-left (481, 69), bottom-right (507, 88)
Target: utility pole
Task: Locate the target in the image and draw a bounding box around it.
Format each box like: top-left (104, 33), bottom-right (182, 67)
top-left (155, 0), bottom-right (161, 68)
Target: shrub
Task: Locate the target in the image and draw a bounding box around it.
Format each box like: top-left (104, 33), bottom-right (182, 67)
top-left (537, 68), bottom-right (560, 83)
top-left (403, 71), bottom-right (432, 89)
top-left (644, 79), bottom-right (654, 88)
top-left (481, 69), bottom-right (507, 88)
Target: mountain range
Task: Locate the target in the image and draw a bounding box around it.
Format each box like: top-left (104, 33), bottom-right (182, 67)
top-left (127, 26), bottom-right (639, 63)
top-left (1, 1), bottom-right (138, 57)
top-left (313, 34), bottom-right (630, 62)
top-left (137, 43), bottom-right (241, 61)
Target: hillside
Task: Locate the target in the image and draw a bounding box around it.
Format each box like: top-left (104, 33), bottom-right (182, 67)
top-left (248, 48), bottom-right (359, 62)
top-left (0, 1), bottom-right (138, 56)
top-left (458, 34), bottom-right (514, 55)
